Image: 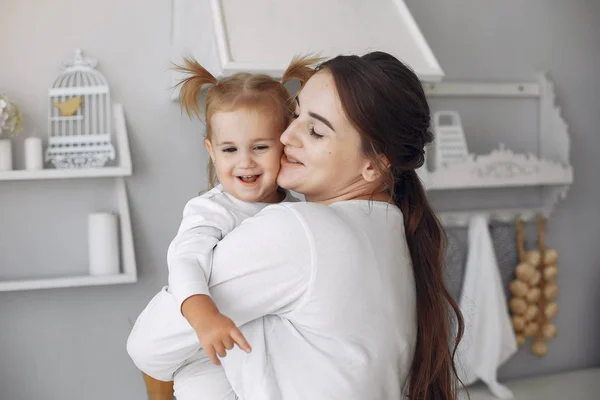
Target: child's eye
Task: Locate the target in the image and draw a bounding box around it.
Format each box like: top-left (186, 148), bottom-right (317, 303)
top-left (254, 145), bottom-right (269, 151)
top-left (222, 147), bottom-right (237, 153)
top-left (309, 127), bottom-right (324, 139)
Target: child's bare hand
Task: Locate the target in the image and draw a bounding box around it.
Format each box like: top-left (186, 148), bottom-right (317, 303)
top-left (194, 311), bottom-right (251, 365)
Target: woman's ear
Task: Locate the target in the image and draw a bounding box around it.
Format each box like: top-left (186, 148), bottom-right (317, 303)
top-left (361, 154), bottom-right (390, 182)
top-left (204, 139), bottom-right (215, 163)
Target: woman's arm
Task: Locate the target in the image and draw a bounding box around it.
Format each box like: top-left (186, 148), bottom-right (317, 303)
top-left (183, 204), bottom-right (314, 328)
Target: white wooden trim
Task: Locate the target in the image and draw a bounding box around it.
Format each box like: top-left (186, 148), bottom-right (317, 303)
top-left (424, 82), bottom-right (541, 97)
top-left (425, 145), bottom-right (573, 191)
top-left (50, 115), bottom-right (84, 122)
top-left (49, 86), bottom-right (108, 96)
top-left (0, 167), bottom-right (131, 181)
top-left (214, 0), bottom-right (445, 82)
top-left (0, 274), bottom-right (137, 292)
top-left (427, 169), bottom-right (573, 190)
top-left (437, 207), bottom-right (549, 228)
top-left (538, 73), bottom-right (570, 165)
top-left (392, 0), bottom-right (444, 82)
top-left (116, 177), bottom-right (137, 280)
top-left (171, 0), bottom-right (445, 100)
top-left (210, 0), bottom-right (231, 68)
top-left (113, 103), bottom-right (133, 174)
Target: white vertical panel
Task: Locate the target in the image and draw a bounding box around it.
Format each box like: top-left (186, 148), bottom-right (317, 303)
top-left (84, 73), bottom-right (91, 135)
top-left (105, 94), bottom-right (111, 136)
top-left (76, 72), bottom-right (82, 135)
top-left (61, 93), bottom-right (66, 137)
top-left (99, 93), bottom-right (105, 135)
top-left (48, 97), bottom-right (53, 140)
top-left (92, 93), bottom-right (97, 135)
top-left (85, 94), bottom-right (90, 135)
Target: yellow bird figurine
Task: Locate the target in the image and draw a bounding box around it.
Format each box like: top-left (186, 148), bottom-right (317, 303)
top-left (53, 96), bottom-right (82, 116)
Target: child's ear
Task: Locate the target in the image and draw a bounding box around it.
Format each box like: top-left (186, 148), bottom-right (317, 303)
top-left (204, 139), bottom-right (215, 163)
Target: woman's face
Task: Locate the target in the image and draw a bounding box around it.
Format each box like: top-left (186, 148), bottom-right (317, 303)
top-left (278, 70), bottom-right (382, 203)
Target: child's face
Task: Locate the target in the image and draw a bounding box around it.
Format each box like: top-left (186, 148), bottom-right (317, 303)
top-left (206, 107), bottom-right (284, 203)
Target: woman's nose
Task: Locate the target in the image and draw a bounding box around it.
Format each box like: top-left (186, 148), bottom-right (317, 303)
top-left (280, 121), bottom-right (302, 147)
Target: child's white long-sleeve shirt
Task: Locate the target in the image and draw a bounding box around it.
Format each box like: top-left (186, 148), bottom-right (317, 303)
top-left (166, 185), bottom-right (296, 309)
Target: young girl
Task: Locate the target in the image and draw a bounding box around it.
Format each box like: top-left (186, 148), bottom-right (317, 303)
top-left (127, 56), bottom-right (317, 399)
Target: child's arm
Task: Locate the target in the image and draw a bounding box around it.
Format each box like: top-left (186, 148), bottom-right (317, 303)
top-left (167, 195), bottom-right (236, 305)
top-left (167, 194), bottom-right (250, 363)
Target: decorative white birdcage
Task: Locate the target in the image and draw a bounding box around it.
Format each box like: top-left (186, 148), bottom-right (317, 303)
top-left (46, 48), bottom-right (116, 169)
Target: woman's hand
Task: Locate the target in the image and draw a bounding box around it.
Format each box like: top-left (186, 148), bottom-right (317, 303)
top-left (182, 294), bottom-right (252, 365)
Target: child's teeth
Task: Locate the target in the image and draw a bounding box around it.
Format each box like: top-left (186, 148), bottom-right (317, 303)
top-left (239, 175), bottom-right (258, 183)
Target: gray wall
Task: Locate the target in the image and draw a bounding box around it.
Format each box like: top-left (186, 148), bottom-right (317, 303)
top-left (406, 0), bottom-right (600, 381)
top-left (0, 0), bottom-right (598, 398)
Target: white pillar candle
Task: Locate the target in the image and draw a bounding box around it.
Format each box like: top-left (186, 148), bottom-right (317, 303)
top-left (0, 139), bottom-right (13, 171)
top-left (88, 212), bottom-right (120, 276)
top-left (24, 137), bottom-right (43, 170)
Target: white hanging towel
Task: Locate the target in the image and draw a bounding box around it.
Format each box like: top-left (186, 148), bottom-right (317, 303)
top-left (456, 215), bottom-right (517, 398)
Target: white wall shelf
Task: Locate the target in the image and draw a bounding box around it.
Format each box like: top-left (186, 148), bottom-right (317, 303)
top-left (437, 207), bottom-right (551, 228)
top-left (0, 166), bottom-right (131, 181)
top-left (423, 81), bottom-right (541, 98)
top-left (423, 146), bottom-right (573, 191)
top-left (419, 74), bottom-right (574, 226)
top-left (0, 103), bottom-right (132, 182)
top-left (0, 103), bottom-right (138, 292)
top-left (0, 273), bottom-right (137, 292)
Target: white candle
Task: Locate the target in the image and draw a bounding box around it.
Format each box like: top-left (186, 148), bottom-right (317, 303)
top-left (88, 212), bottom-right (120, 276)
top-left (0, 139), bottom-right (13, 171)
top-left (24, 137), bottom-right (43, 170)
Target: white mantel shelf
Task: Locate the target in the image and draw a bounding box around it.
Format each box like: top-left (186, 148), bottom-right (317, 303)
top-left (0, 273), bottom-right (137, 292)
top-left (0, 166), bottom-right (131, 181)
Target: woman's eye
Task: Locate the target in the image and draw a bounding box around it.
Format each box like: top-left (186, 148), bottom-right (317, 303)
top-left (309, 127), bottom-right (324, 139)
top-left (291, 112), bottom-right (299, 119)
top-left (222, 147), bottom-right (237, 153)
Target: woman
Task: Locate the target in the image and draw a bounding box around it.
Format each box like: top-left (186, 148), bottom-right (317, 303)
top-left (158, 51), bottom-right (463, 399)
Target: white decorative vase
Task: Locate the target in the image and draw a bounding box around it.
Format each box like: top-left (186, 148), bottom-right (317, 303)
top-left (24, 137), bottom-right (43, 170)
top-left (88, 212), bottom-right (120, 276)
top-left (0, 139), bottom-right (13, 171)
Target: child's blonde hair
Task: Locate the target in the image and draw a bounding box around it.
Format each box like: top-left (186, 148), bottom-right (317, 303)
top-left (173, 56), bottom-right (320, 187)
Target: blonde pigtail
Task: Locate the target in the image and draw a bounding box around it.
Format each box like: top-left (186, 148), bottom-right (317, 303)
top-left (280, 54), bottom-right (324, 87)
top-left (173, 56), bottom-right (219, 119)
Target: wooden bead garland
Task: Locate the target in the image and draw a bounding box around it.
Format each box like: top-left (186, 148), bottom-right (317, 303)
top-left (508, 214), bottom-right (559, 356)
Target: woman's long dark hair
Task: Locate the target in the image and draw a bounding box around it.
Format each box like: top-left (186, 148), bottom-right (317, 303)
top-left (319, 52), bottom-right (464, 399)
